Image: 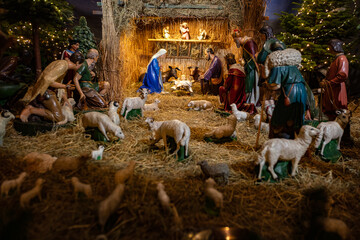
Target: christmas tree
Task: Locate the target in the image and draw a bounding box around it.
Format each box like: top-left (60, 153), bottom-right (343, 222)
top-left (0, 0), bottom-right (73, 78)
top-left (277, 0), bottom-right (359, 72)
top-left (72, 16), bottom-right (97, 55)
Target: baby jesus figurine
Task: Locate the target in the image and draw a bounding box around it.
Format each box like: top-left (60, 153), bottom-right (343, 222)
top-left (163, 26), bottom-right (170, 39)
top-left (180, 22), bottom-right (190, 40)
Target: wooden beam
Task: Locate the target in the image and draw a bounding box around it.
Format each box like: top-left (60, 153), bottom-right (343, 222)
top-left (148, 39), bottom-right (221, 43)
top-left (144, 3), bottom-right (223, 10)
top-left (97, 1), bottom-right (125, 7)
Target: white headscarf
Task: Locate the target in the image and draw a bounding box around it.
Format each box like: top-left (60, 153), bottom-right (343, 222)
top-left (147, 49), bottom-right (167, 68)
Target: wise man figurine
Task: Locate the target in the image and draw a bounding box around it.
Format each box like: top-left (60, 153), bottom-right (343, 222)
top-left (232, 29), bottom-right (259, 113)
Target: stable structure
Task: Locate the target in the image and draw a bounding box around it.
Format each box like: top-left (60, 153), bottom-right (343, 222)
top-left (100, 0), bottom-right (267, 100)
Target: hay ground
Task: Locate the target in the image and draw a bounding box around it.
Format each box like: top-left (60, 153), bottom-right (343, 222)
top-left (1, 82), bottom-right (360, 240)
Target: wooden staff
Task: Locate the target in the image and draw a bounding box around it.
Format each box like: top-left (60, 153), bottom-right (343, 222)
top-left (319, 88), bottom-right (323, 122)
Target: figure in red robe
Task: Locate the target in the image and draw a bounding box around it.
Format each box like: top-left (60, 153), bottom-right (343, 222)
top-left (320, 39), bottom-right (352, 146)
top-left (219, 53), bottom-right (246, 112)
top-left (320, 39), bottom-right (348, 121)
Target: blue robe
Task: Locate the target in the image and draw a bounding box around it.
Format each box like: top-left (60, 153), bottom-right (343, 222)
top-left (139, 58), bottom-right (163, 93)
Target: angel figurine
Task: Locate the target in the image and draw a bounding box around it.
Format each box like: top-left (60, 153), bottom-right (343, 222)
top-left (197, 29), bottom-right (207, 40)
top-left (180, 22), bottom-right (190, 40)
top-left (163, 26), bottom-right (170, 39)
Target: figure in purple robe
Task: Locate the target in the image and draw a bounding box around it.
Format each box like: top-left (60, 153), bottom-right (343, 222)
top-left (200, 48), bottom-right (223, 95)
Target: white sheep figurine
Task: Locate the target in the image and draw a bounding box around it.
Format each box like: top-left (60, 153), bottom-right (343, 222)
top-left (315, 109), bottom-right (351, 156)
top-left (92, 145), bottom-right (105, 160)
top-left (188, 100), bottom-right (213, 111)
top-left (145, 117), bottom-right (191, 157)
top-left (230, 103), bottom-right (249, 121)
top-left (144, 99), bottom-right (161, 111)
top-left (204, 178), bottom-right (223, 209)
top-left (98, 183), bottom-right (125, 229)
top-left (120, 88), bottom-right (149, 119)
top-left (254, 114), bottom-right (270, 134)
top-left (82, 112), bottom-right (125, 141)
top-left (71, 177), bottom-right (92, 199)
top-left (20, 178), bottom-right (45, 208)
top-left (0, 110), bottom-right (15, 146)
top-left (1, 172), bottom-right (27, 197)
top-left (108, 101), bottom-right (120, 125)
top-left (114, 161), bottom-right (136, 184)
top-left (204, 115), bottom-right (237, 139)
top-left (59, 98), bottom-right (76, 125)
top-left (157, 182), bottom-right (170, 210)
top-left (257, 125), bottom-right (320, 180)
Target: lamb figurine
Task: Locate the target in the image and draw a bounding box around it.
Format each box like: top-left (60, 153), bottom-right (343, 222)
top-left (204, 115), bottom-right (237, 139)
top-left (108, 101), bottom-right (120, 125)
top-left (59, 98), bottom-right (76, 124)
top-left (98, 183), bottom-right (125, 230)
top-left (114, 161), bottom-right (136, 184)
top-left (0, 110), bottom-right (15, 146)
top-left (230, 103), bottom-right (249, 121)
top-left (254, 114), bottom-right (270, 134)
top-left (145, 117), bottom-right (191, 157)
top-left (157, 182), bottom-right (170, 210)
top-left (120, 88), bottom-right (149, 120)
top-left (144, 99), bottom-right (161, 111)
top-left (257, 125), bottom-right (320, 180)
top-left (20, 178), bottom-right (45, 208)
top-left (92, 145), bottom-right (105, 160)
top-left (187, 100), bottom-right (213, 111)
top-left (197, 160), bottom-right (229, 185)
top-left (264, 48), bottom-right (302, 78)
top-left (315, 109), bottom-right (351, 156)
top-left (1, 172), bottom-right (27, 197)
top-left (71, 177), bottom-right (92, 199)
top-left (204, 178), bottom-right (223, 209)
top-left (82, 112), bottom-right (125, 141)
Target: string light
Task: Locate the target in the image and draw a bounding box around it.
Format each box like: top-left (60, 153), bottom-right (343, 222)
top-left (292, 0), bottom-right (358, 41)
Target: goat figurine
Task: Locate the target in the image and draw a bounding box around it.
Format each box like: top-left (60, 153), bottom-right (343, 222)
top-left (20, 178), bottom-right (45, 208)
top-left (1, 172), bottom-right (27, 197)
top-left (120, 88), bottom-right (148, 120)
top-left (82, 112), bottom-right (125, 141)
top-left (108, 101), bottom-right (120, 125)
top-left (145, 117), bottom-right (190, 157)
top-left (315, 109), bottom-right (351, 156)
top-left (92, 145), bottom-right (105, 160)
top-left (204, 178), bottom-right (223, 209)
top-left (71, 177), bottom-right (92, 199)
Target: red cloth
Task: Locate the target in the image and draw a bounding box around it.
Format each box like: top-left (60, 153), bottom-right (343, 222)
top-left (219, 64), bottom-right (246, 112)
top-left (322, 54), bottom-right (348, 119)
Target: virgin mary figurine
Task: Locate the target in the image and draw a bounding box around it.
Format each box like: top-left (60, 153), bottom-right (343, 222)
top-left (139, 49), bottom-right (167, 94)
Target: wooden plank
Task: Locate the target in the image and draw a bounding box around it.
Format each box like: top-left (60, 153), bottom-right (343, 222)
top-left (144, 3), bottom-right (223, 10)
top-left (148, 39), bottom-right (221, 43)
top-left (97, 1), bottom-right (124, 7)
